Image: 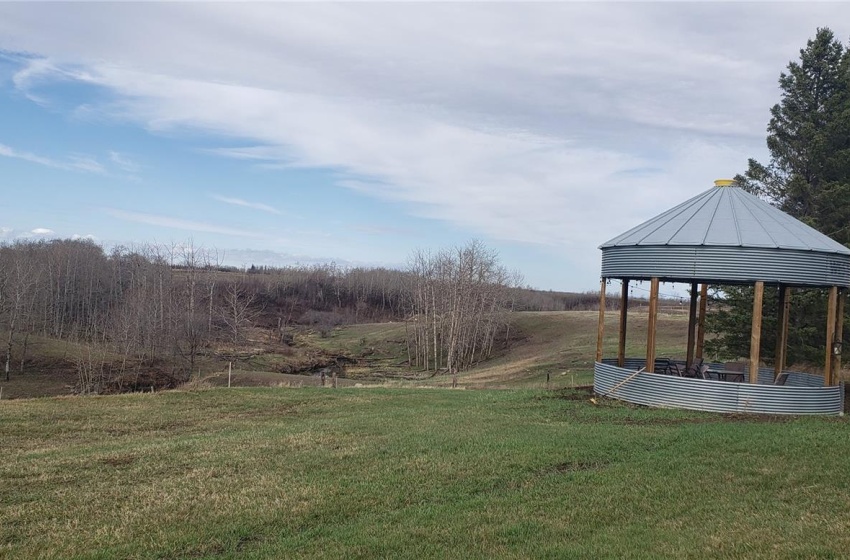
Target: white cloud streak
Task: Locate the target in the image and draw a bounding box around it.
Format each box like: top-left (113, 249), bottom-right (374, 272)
top-left (104, 208), bottom-right (265, 238)
top-left (0, 142), bottom-right (105, 173)
top-left (211, 194), bottom-right (282, 215)
top-left (108, 151), bottom-right (140, 173)
top-left (2, 4), bottom-right (850, 286)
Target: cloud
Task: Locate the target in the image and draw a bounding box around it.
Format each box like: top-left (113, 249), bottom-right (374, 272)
top-left (221, 248), bottom-right (391, 270)
top-left (211, 194), bottom-right (282, 215)
top-left (104, 208), bottom-right (265, 238)
top-left (108, 151), bottom-right (140, 173)
top-left (2, 4), bottom-right (850, 286)
top-left (30, 227), bottom-right (54, 235)
top-left (353, 224), bottom-right (416, 237)
top-left (71, 233), bottom-right (98, 241)
top-left (0, 142), bottom-right (105, 173)
top-left (0, 143), bottom-right (63, 168)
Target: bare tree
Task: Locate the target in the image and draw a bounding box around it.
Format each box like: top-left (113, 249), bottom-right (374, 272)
top-left (219, 282), bottom-right (259, 342)
top-left (404, 241), bottom-right (520, 377)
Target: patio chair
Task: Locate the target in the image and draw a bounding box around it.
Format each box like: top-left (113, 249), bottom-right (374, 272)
top-left (683, 358), bottom-right (705, 379)
top-left (663, 362), bottom-right (684, 376)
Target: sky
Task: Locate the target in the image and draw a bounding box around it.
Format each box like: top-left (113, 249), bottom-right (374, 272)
top-left (1, 3), bottom-right (850, 291)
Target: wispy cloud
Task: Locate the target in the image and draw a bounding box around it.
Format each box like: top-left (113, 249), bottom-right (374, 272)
top-left (0, 143), bottom-right (63, 168)
top-left (353, 224), bottom-right (416, 237)
top-left (211, 194), bottom-right (282, 215)
top-left (3, 3), bottom-right (850, 287)
top-left (71, 233), bottom-right (98, 241)
top-left (104, 208), bottom-right (265, 238)
top-left (0, 142), bottom-right (105, 173)
top-left (108, 151), bottom-right (140, 173)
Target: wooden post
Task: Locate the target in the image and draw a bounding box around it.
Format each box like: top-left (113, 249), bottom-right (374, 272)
top-left (645, 278), bottom-right (660, 373)
top-left (596, 278), bottom-right (606, 363)
top-left (228, 362), bottom-right (232, 388)
top-left (825, 286), bottom-right (838, 386)
top-left (774, 285), bottom-right (791, 379)
top-left (696, 283), bottom-right (708, 360)
top-left (749, 281), bottom-right (764, 384)
top-left (618, 279), bottom-right (629, 367)
top-left (686, 282), bottom-right (698, 368)
top-left (834, 289), bottom-right (845, 384)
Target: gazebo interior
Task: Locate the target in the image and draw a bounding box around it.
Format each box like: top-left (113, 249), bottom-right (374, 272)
top-left (593, 179), bottom-right (849, 415)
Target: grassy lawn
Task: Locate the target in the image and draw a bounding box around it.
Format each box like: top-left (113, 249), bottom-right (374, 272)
top-left (3, 387), bottom-right (849, 559)
top-left (458, 310), bottom-right (692, 389)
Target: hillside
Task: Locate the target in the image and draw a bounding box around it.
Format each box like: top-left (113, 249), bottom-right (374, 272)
top-left (0, 310), bottom-right (693, 398)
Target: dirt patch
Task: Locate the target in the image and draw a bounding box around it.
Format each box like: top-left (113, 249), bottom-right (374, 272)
top-left (722, 413), bottom-right (795, 424)
top-left (99, 454), bottom-right (137, 467)
top-left (552, 386), bottom-right (595, 400)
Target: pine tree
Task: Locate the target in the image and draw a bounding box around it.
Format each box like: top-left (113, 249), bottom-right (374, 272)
top-left (709, 28), bottom-right (850, 365)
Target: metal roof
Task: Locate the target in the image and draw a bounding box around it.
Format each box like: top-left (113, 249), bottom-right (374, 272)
top-left (601, 185), bottom-right (850, 254)
top-left (599, 183), bottom-right (850, 287)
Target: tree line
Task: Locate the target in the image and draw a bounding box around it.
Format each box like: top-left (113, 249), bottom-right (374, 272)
top-left (0, 239), bottom-right (414, 391)
top-left (709, 27), bottom-right (850, 365)
top-left (0, 237), bottom-right (601, 391)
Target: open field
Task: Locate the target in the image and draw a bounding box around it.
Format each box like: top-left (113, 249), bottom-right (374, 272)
top-left (309, 310), bottom-right (695, 390)
top-left (5, 309), bottom-right (842, 398)
top-left (3, 387), bottom-right (850, 559)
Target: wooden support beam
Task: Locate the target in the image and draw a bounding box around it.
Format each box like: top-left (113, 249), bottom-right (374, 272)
top-left (825, 286), bottom-right (838, 386)
top-left (834, 289), bottom-right (845, 384)
top-left (618, 279), bottom-right (629, 368)
top-left (596, 278), bottom-right (606, 363)
top-left (645, 278), bottom-right (660, 373)
top-left (696, 283), bottom-right (708, 360)
top-left (686, 282), bottom-right (698, 368)
top-left (774, 285), bottom-right (791, 379)
top-left (749, 281), bottom-right (764, 384)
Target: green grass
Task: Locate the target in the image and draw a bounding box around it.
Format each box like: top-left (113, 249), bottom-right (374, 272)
top-left (459, 310), bottom-right (691, 389)
top-left (3, 387), bottom-right (850, 559)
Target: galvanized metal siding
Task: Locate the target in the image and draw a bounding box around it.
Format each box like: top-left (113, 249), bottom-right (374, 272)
top-left (594, 362), bottom-right (843, 415)
top-left (601, 245), bottom-right (850, 287)
top-left (602, 358), bottom-right (827, 388)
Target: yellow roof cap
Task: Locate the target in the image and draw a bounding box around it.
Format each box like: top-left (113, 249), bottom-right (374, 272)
top-left (714, 179), bottom-right (736, 187)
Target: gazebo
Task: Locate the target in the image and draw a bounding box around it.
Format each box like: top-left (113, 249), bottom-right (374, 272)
top-left (594, 179), bottom-right (848, 415)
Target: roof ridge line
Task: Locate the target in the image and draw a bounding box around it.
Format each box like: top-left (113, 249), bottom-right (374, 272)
top-left (731, 188), bottom-right (779, 247)
top-left (729, 189), bottom-right (743, 246)
top-left (740, 189), bottom-right (819, 250)
top-left (664, 187), bottom-right (720, 244)
top-left (631, 189), bottom-right (715, 246)
top-left (700, 187), bottom-right (724, 245)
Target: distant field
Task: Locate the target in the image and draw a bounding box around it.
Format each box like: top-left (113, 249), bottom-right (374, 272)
top-left (0, 311), bottom-right (697, 397)
top-left (313, 310), bottom-right (693, 389)
top-left (3, 387), bottom-right (849, 559)
top-left (457, 310), bottom-right (691, 389)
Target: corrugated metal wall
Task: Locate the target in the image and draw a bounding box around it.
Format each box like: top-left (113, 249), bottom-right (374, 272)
top-left (602, 358), bottom-right (826, 387)
top-left (594, 361), bottom-right (843, 415)
top-left (601, 245), bottom-right (850, 287)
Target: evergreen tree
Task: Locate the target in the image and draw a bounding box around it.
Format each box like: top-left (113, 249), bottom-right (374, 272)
top-left (709, 28), bottom-right (850, 365)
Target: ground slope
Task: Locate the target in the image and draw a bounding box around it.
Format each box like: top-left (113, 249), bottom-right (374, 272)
top-left (2, 387), bottom-right (849, 559)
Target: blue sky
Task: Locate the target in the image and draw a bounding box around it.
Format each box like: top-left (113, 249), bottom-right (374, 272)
top-left (2, 3), bottom-right (850, 290)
